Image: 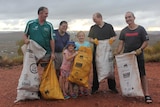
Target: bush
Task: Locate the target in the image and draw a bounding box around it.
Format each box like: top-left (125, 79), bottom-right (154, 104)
top-left (152, 41), bottom-right (160, 54)
top-left (144, 41), bottom-right (160, 62)
top-left (0, 39), bottom-right (24, 67)
top-left (16, 40), bottom-right (24, 56)
top-left (12, 56), bottom-right (23, 65)
top-left (0, 55), bottom-right (23, 67)
top-left (0, 40), bottom-right (160, 67)
top-left (144, 46), bottom-right (154, 55)
top-left (0, 55), bottom-right (13, 66)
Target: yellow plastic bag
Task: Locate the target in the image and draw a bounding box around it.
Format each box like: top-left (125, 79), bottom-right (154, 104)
top-left (39, 60), bottom-right (64, 99)
top-left (68, 46), bottom-right (92, 88)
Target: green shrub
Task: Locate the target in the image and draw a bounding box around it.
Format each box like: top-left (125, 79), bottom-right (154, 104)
top-left (0, 39), bottom-right (24, 67)
top-left (152, 41), bottom-right (160, 54)
top-left (0, 55), bottom-right (13, 66)
top-left (12, 56), bottom-right (23, 65)
top-left (16, 40), bottom-right (24, 56)
top-left (1, 40), bottom-right (160, 67)
top-left (144, 41), bottom-right (160, 62)
top-left (144, 46), bottom-right (154, 55)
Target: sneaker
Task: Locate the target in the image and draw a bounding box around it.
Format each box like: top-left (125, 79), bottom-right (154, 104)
top-left (64, 95), bottom-right (70, 99)
top-left (83, 90), bottom-right (89, 96)
top-left (71, 94), bottom-right (77, 98)
top-left (145, 96), bottom-right (152, 104)
top-left (110, 88), bottom-right (118, 94)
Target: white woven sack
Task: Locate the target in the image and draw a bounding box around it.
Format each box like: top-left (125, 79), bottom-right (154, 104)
top-left (15, 40), bottom-right (46, 102)
top-left (96, 40), bottom-right (114, 82)
top-left (14, 90), bottom-right (40, 103)
top-left (17, 40), bottom-right (46, 91)
top-left (115, 52), bottom-right (144, 97)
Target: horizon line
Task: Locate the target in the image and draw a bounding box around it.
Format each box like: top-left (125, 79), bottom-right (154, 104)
top-left (0, 30), bottom-right (160, 32)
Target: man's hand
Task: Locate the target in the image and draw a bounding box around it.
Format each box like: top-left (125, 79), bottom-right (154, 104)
top-left (51, 52), bottom-right (55, 60)
top-left (24, 39), bottom-right (30, 44)
top-left (135, 48), bottom-right (142, 55)
top-left (109, 37), bottom-right (116, 45)
top-left (109, 38), bottom-right (114, 45)
top-left (113, 51), bottom-right (120, 58)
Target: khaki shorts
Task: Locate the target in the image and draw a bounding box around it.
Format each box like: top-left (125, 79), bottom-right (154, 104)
top-left (54, 52), bottom-right (63, 70)
top-left (39, 54), bottom-right (51, 67)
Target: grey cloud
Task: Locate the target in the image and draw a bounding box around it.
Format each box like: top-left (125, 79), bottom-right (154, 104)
top-left (0, 0), bottom-right (160, 31)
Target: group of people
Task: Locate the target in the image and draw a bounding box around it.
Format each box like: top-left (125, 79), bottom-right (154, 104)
top-left (23, 6), bottom-right (152, 103)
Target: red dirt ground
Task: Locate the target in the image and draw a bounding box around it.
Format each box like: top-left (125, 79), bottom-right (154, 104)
top-left (0, 62), bottom-right (159, 107)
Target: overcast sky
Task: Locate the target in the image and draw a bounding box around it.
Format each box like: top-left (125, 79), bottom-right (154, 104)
top-left (0, 0), bottom-right (160, 31)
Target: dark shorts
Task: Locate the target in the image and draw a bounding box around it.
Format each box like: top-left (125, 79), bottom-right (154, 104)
top-left (137, 54), bottom-right (146, 77)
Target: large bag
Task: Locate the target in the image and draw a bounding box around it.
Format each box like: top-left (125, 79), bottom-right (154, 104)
top-left (115, 52), bottom-right (144, 97)
top-left (15, 40), bottom-right (46, 103)
top-left (96, 40), bottom-right (114, 82)
top-left (68, 46), bottom-right (92, 88)
top-left (14, 90), bottom-right (40, 103)
top-left (17, 40), bottom-right (46, 91)
top-left (39, 60), bottom-right (64, 99)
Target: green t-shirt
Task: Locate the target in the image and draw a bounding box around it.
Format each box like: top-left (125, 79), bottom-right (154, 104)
top-left (24, 19), bottom-right (55, 54)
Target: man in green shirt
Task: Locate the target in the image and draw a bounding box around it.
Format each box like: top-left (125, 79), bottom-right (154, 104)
top-left (23, 6), bottom-right (55, 66)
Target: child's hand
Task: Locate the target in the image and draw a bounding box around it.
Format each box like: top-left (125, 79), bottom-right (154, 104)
top-left (73, 51), bottom-right (78, 56)
top-left (75, 51), bottom-right (78, 55)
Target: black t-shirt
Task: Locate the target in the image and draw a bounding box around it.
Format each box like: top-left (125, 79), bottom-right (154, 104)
top-left (119, 25), bottom-right (149, 52)
top-left (88, 22), bottom-right (116, 40)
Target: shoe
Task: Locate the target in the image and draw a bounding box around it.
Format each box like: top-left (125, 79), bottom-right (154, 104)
top-left (84, 92), bottom-right (88, 96)
top-left (71, 93), bottom-right (77, 98)
top-left (38, 91), bottom-right (42, 98)
top-left (110, 88), bottom-right (118, 94)
top-left (83, 90), bottom-right (89, 96)
top-left (78, 91), bottom-right (84, 97)
top-left (91, 89), bottom-right (98, 94)
top-left (145, 96), bottom-right (152, 104)
top-left (64, 95), bottom-right (70, 99)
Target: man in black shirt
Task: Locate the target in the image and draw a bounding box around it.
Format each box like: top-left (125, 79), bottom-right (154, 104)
top-left (88, 12), bottom-right (118, 94)
top-left (116, 11), bottom-right (152, 103)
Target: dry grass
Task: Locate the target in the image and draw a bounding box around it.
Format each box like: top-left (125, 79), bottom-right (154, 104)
top-left (0, 31), bottom-right (160, 67)
top-left (0, 55), bottom-right (23, 67)
top-left (144, 41), bottom-right (160, 62)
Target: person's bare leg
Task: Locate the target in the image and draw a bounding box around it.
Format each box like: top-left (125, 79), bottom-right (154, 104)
top-left (61, 77), bottom-right (66, 95)
top-left (59, 76), bottom-right (63, 92)
top-left (141, 75), bottom-right (152, 103)
top-left (141, 75), bottom-right (149, 95)
top-left (65, 78), bottom-right (69, 94)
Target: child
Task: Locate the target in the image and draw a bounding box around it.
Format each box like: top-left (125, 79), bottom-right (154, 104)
top-left (59, 41), bottom-right (78, 99)
top-left (75, 31), bottom-right (93, 96)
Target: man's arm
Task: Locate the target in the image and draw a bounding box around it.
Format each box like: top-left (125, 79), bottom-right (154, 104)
top-left (50, 39), bottom-right (55, 60)
top-left (88, 37), bottom-right (98, 45)
top-left (140, 41), bottom-right (148, 50)
top-left (23, 33), bottom-right (30, 44)
top-left (135, 40), bottom-right (148, 55)
top-left (116, 40), bottom-right (124, 54)
top-left (88, 37), bottom-right (94, 43)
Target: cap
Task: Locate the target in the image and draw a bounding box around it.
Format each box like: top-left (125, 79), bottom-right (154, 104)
top-left (66, 41), bottom-right (76, 48)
